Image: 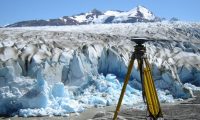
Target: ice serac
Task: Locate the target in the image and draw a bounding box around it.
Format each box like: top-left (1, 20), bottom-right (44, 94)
top-left (98, 47), bottom-right (128, 78)
top-left (0, 22), bottom-right (200, 116)
top-left (67, 52), bottom-right (86, 85)
top-left (21, 70), bottom-right (49, 109)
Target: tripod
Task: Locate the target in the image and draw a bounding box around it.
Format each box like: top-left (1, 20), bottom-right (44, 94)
top-left (113, 38), bottom-right (163, 120)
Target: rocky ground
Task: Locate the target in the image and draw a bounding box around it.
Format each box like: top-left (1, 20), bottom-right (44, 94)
top-left (1, 91), bottom-right (200, 120)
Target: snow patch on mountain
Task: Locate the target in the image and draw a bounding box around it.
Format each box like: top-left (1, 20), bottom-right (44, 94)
top-left (69, 6), bottom-right (156, 24)
top-left (5, 6), bottom-right (158, 27)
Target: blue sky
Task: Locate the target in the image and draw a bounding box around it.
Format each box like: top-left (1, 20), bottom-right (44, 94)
top-left (0, 0), bottom-right (200, 26)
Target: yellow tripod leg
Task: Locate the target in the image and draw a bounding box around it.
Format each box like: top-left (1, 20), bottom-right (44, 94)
top-left (113, 58), bottom-right (135, 120)
top-left (143, 58), bottom-right (163, 119)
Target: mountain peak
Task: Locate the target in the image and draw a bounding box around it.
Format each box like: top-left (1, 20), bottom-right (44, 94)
top-left (90, 9), bottom-right (103, 16)
top-left (128, 5), bottom-right (155, 20)
top-left (136, 5), bottom-right (147, 9)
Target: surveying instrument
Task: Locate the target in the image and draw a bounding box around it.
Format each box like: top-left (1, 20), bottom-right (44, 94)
top-left (113, 38), bottom-right (163, 120)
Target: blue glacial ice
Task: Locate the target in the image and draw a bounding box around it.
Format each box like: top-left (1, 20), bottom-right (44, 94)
top-left (0, 68), bottom-right (177, 117)
top-left (1, 22), bottom-right (200, 117)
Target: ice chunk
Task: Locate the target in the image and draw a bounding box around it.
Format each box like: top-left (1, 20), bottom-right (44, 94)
top-left (105, 74), bottom-right (116, 81)
top-left (61, 99), bottom-right (84, 113)
top-left (184, 83), bottom-right (200, 91)
top-left (2, 40), bottom-right (14, 47)
top-left (171, 81), bottom-right (192, 99)
top-left (157, 90), bottom-right (175, 103)
top-left (88, 96), bottom-right (107, 106)
top-left (32, 50), bottom-right (49, 64)
top-left (19, 108), bottom-right (47, 117)
top-left (52, 82), bottom-right (65, 97)
top-left (0, 66), bottom-right (15, 83)
top-left (24, 91), bottom-right (48, 108)
top-left (0, 47), bottom-right (18, 61)
top-left (21, 71), bottom-right (49, 109)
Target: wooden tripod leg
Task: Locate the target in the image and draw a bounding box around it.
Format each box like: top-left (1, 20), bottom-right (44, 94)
top-left (143, 58), bottom-right (163, 119)
top-left (113, 57), bottom-right (135, 120)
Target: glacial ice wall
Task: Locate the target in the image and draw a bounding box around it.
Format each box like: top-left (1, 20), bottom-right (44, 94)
top-left (0, 22), bottom-right (200, 116)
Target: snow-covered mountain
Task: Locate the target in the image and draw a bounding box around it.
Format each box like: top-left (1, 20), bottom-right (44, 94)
top-left (1, 21), bottom-right (200, 117)
top-left (6, 6), bottom-right (160, 27)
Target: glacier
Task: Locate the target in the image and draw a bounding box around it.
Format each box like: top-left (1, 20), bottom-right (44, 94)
top-left (0, 21), bottom-right (200, 116)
